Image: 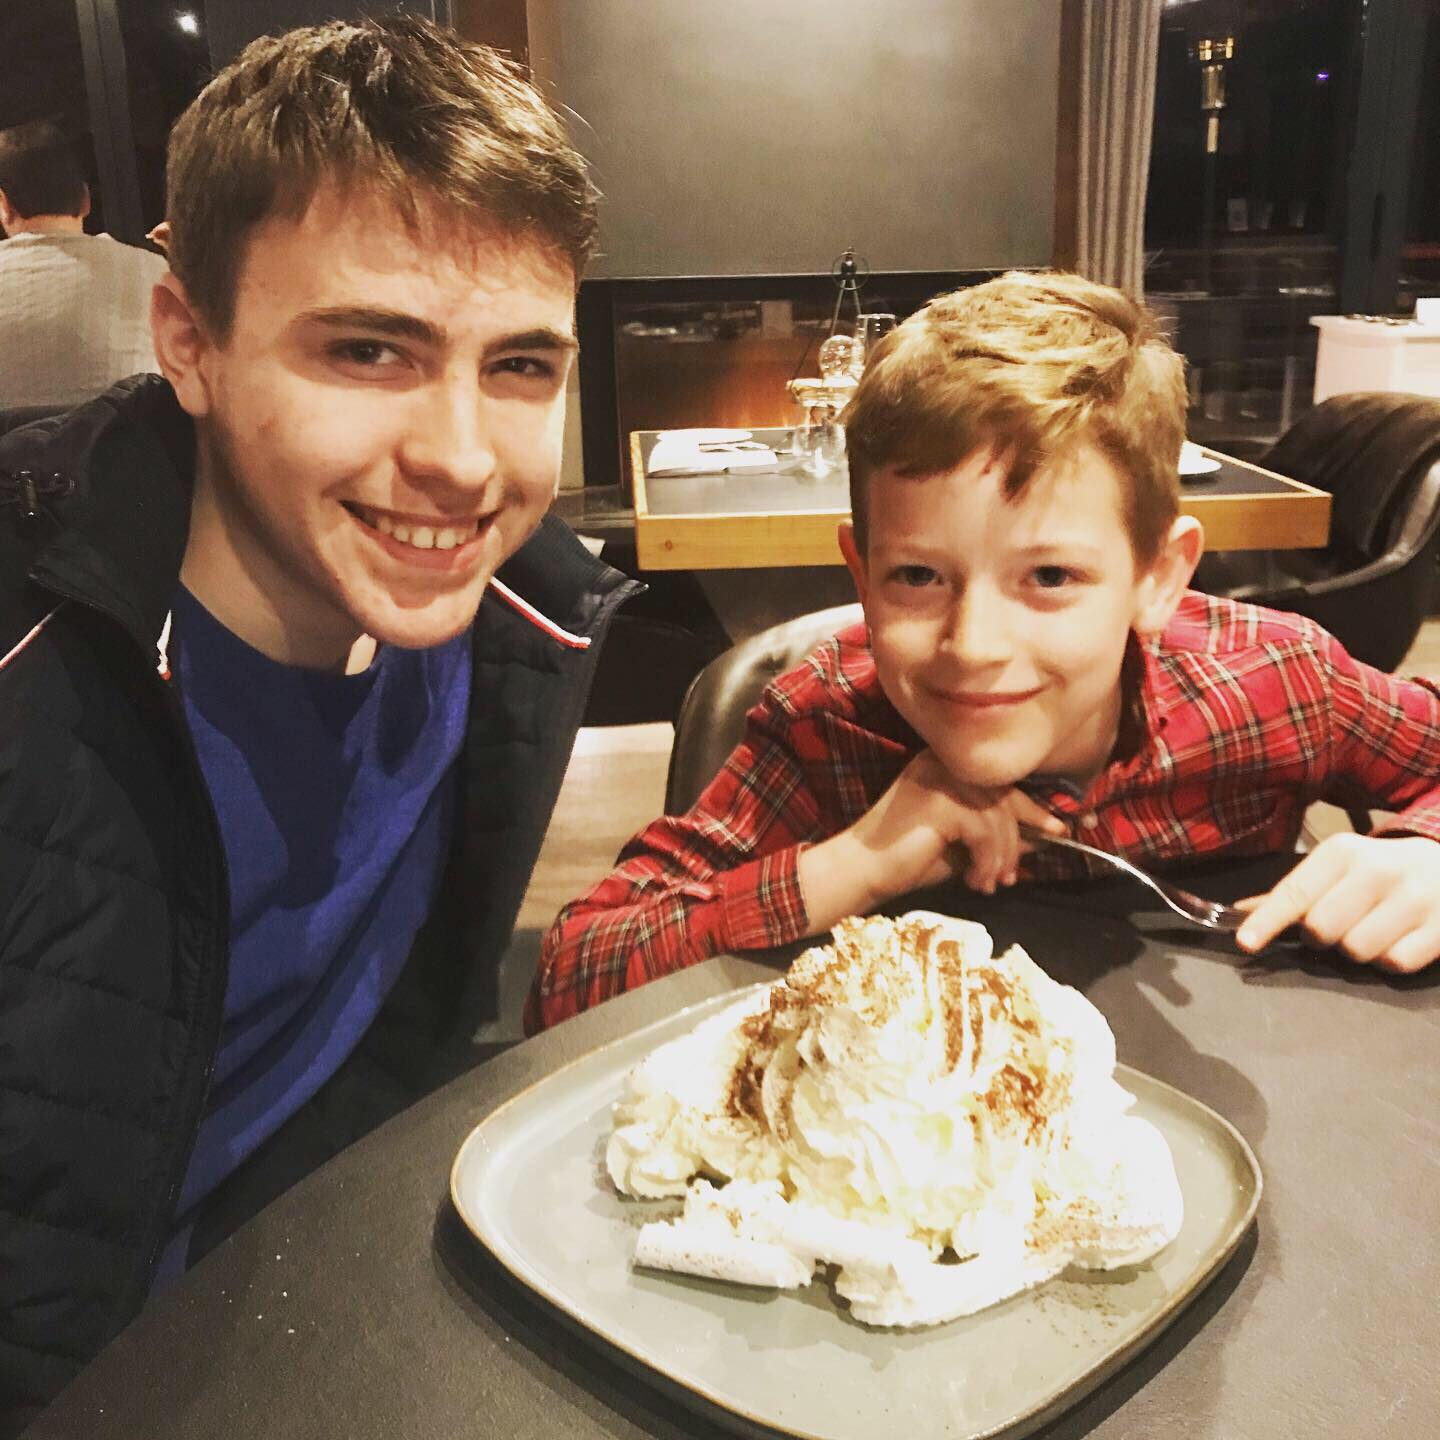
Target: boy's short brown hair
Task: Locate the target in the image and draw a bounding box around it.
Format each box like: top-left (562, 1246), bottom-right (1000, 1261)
top-left (843, 271), bottom-right (1186, 564)
top-left (165, 15), bottom-right (598, 338)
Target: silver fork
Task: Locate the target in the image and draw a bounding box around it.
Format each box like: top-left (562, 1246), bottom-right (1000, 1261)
top-left (1020, 825), bottom-right (1246, 932)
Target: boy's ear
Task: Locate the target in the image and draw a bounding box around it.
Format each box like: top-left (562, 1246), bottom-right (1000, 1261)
top-left (150, 272), bottom-right (216, 419)
top-left (1134, 515), bottom-right (1204, 636)
top-left (838, 521), bottom-right (870, 607)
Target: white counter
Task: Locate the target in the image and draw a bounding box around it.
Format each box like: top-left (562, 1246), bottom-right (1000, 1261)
top-left (1310, 315), bottom-right (1440, 402)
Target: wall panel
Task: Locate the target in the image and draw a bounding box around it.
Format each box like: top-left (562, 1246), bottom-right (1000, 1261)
top-left (529, 0), bottom-right (1060, 278)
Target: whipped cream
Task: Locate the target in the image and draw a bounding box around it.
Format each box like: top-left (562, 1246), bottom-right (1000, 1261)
top-left (607, 911), bottom-right (1182, 1327)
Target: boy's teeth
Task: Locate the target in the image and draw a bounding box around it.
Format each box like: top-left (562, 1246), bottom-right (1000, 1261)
top-left (361, 507), bottom-right (476, 551)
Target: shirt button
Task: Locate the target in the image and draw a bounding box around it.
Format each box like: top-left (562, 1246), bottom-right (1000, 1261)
top-left (1080, 813), bottom-right (1100, 830)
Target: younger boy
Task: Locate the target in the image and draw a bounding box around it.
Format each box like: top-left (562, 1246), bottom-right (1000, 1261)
top-left (530, 271), bottom-right (1440, 1032)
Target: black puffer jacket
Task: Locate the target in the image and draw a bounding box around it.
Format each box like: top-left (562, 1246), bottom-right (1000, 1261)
top-left (0, 377), bottom-right (637, 1431)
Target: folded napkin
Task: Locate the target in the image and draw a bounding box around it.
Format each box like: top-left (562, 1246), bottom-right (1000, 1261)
top-left (646, 435), bottom-right (779, 478)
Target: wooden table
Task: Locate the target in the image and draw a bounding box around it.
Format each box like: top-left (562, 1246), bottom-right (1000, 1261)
top-left (629, 428), bottom-right (1332, 571)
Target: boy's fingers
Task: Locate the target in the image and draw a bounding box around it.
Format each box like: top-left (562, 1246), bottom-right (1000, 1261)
top-left (1297, 869), bottom-right (1387, 949)
top-left (1380, 923), bottom-right (1440, 973)
top-left (1008, 792), bottom-right (1067, 837)
top-left (966, 850), bottom-right (1000, 894)
top-left (988, 822), bottom-right (1015, 893)
top-left (1232, 895), bottom-right (1262, 912)
top-left (1234, 846), bottom-right (1348, 950)
top-left (978, 814), bottom-right (1021, 893)
top-left (1335, 896), bottom-right (1425, 964)
top-left (1235, 894), bottom-right (1305, 951)
top-left (999, 815), bottom-right (1020, 880)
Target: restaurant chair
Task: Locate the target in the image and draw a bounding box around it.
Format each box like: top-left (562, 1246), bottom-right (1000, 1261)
top-left (665, 602), bottom-right (862, 813)
top-left (1191, 391), bottom-right (1440, 674)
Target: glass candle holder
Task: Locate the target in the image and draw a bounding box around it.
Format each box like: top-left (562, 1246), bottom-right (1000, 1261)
top-left (851, 313), bottom-right (897, 378)
top-left (786, 376), bottom-right (855, 478)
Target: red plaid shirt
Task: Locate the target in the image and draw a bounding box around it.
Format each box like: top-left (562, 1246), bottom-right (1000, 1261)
top-left (527, 592), bottom-right (1440, 1031)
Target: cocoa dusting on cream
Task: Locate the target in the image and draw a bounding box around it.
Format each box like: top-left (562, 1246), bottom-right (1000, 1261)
top-left (1028, 1194), bottom-right (1104, 1254)
top-left (729, 915), bottom-right (998, 1126)
top-left (727, 914), bottom-right (1065, 1141)
top-left (727, 1054), bottom-right (767, 1124)
top-left (981, 1056), bottom-right (1073, 1143)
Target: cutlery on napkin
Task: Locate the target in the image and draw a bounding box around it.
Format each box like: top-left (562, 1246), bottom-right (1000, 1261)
top-left (646, 435), bottom-right (780, 477)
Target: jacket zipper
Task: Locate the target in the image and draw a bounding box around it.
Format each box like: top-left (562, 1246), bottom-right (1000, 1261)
top-left (146, 675), bottom-right (226, 1279)
top-left (30, 577), bottom-right (229, 1289)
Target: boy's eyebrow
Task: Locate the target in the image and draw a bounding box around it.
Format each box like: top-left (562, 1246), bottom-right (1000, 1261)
top-left (300, 309), bottom-right (578, 356)
top-left (1014, 541), bottom-right (1107, 558)
top-left (302, 307), bottom-right (446, 346)
top-left (485, 326), bottom-right (580, 356)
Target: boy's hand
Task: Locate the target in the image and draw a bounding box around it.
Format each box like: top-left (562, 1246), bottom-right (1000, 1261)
top-left (1234, 834), bottom-right (1440, 973)
top-left (797, 751), bottom-right (1066, 934)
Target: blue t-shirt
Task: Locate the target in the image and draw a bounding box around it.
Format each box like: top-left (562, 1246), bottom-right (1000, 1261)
top-left (161, 588), bottom-right (471, 1271)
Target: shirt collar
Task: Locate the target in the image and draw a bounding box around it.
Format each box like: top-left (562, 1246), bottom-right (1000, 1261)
top-left (1019, 629), bottom-right (1168, 808)
top-left (1117, 629), bottom-right (1169, 762)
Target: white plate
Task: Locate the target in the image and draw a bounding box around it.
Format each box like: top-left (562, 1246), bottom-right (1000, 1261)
top-left (1179, 441), bottom-right (1222, 476)
top-left (450, 987), bottom-right (1262, 1440)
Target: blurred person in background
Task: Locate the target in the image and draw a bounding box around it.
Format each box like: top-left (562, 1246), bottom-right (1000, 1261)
top-left (0, 118), bottom-right (168, 409)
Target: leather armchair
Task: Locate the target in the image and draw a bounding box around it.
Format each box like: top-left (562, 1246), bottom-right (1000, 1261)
top-left (664, 602), bottom-right (862, 814)
top-left (1192, 392), bottom-right (1440, 673)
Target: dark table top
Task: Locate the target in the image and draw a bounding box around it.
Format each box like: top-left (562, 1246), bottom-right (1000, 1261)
top-left (28, 862), bottom-right (1440, 1439)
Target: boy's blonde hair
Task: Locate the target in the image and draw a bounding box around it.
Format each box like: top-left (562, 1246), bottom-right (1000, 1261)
top-left (165, 15), bottom-right (597, 339)
top-left (844, 271), bottom-right (1186, 564)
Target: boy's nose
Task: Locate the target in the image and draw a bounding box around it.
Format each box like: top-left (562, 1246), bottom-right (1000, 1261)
top-left (396, 382), bottom-right (498, 496)
top-left (942, 587), bottom-right (1013, 668)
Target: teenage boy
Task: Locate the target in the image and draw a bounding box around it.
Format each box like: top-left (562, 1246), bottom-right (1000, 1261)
top-left (531, 271), bottom-right (1440, 1033)
top-left (0, 17), bottom-right (634, 1427)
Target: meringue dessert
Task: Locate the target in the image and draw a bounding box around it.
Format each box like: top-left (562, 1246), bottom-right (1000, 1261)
top-left (607, 911), bottom-right (1182, 1328)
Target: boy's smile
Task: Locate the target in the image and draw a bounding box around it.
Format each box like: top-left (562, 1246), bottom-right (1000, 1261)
top-left (157, 184), bottom-right (578, 668)
top-left (342, 502), bottom-right (489, 558)
top-left (841, 447), bottom-right (1198, 791)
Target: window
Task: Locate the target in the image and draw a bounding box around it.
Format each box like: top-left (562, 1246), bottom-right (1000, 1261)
top-left (1143, 0), bottom-right (1365, 455)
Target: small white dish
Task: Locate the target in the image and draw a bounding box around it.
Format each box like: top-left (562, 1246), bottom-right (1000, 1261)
top-left (1179, 441), bottom-right (1222, 476)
